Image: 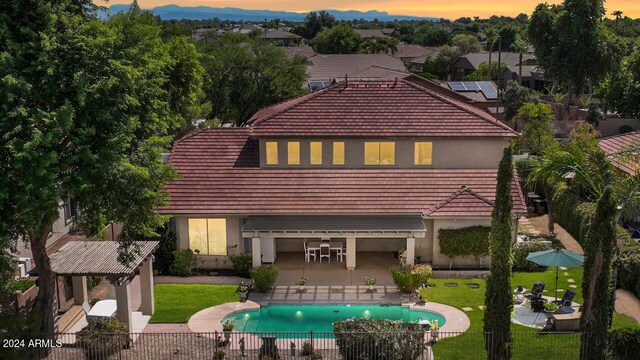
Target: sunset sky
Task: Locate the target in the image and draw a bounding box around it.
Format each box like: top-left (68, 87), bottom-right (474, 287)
top-left (96, 0), bottom-right (640, 19)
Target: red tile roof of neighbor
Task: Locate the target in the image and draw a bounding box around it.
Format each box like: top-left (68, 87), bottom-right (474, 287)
top-left (426, 186), bottom-right (496, 217)
top-left (247, 79), bottom-right (518, 138)
top-left (598, 131), bottom-right (640, 175)
top-left (161, 128), bottom-right (526, 217)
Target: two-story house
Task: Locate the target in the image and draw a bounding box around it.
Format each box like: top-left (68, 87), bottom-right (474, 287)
top-left (160, 79), bottom-right (526, 270)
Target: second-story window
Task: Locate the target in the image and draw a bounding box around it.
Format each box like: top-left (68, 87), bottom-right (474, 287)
top-left (266, 141), bottom-right (278, 165)
top-left (414, 142), bottom-right (433, 165)
top-left (288, 142), bottom-right (300, 165)
top-left (310, 142), bottom-right (322, 165)
top-left (364, 142), bottom-right (395, 165)
top-left (333, 142), bottom-right (345, 165)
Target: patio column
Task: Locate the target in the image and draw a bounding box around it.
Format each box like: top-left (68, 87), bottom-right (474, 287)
top-left (346, 236), bottom-right (356, 270)
top-left (138, 256), bottom-right (154, 316)
top-left (406, 237), bottom-right (415, 266)
top-left (71, 276), bottom-right (88, 305)
top-left (115, 279), bottom-right (132, 331)
top-left (252, 237), bottom-right (262, 268)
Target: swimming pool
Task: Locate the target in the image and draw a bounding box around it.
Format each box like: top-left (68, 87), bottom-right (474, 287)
top-left (222, 304), bottom-right (446, 335)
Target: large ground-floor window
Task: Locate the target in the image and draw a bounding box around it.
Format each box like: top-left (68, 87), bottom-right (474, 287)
top-left (188, 218), bottom-right (227, 255)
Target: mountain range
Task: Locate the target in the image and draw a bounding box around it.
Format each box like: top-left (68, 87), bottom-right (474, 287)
top-left (99, 4), bottom-right (437, 22)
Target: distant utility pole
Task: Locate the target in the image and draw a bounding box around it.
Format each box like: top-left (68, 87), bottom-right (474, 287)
top-left (496, 36), bottom-right (502, 115)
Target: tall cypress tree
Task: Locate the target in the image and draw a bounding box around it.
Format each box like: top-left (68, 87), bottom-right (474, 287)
top-left (580, 187), bottom-right (617, 360)
top-left (484, 146), bottom-right (514, 360)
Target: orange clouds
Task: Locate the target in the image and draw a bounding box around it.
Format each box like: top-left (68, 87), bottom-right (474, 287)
top-left (96, 0), bottom-right (640, 19)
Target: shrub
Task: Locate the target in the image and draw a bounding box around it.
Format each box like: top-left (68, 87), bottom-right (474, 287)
top-left (390, 265), bottom-right (432, 293)
top-left (87, 276), bottom-right (103, 291)
top-left (251, 266), bottom-right (279, 293)
top-left (77, 319), bottom-right (130, 360)
top-left (607, 329), bottom-right (640, 360)
top-left (229, 254), bottom-right (253, 278)
top-left (512, 241), bottom-right (552, 271)
top-left (170, 249), bottom-right (200, 276)
top-left (334, 318), bottom-right (425, 360)
top-left (618, 240), bottom-right (640, 298)
top-left (7, 279), bottom-right (35, 293)
top-left (438, 226), bottom-right (490, 266)
top-left (155, 228), bottom-right (177, 275)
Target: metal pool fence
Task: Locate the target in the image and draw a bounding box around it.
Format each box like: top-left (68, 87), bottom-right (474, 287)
top-left (5, 330), bottom-right (589, 360)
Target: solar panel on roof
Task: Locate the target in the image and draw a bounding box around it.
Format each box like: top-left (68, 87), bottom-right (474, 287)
top-left (461, 82), bottom-right (480, 91)
top-left (449, 82), bottom-right (466, 91)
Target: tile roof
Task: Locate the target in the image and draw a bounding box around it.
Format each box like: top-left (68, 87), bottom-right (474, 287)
top-left (598, 132), bottom-right (640, 175)
top-left (355, 29), bottom-right (388, 38)
top-left (263, 29), bottom-right (301, 39)
top-left (307, 54), bottom-right (407, 82)
top-left (391, 44), bottom-right (439, 60)
top-left (457, 52), bottom-right (536, 69)
top-left (283, 46), bottom-right (316, 59)
top-left (161, 128), bottom-right (526, 216)
top-left (247, 79), bottom-right (518, 137)
top-left (352, 65), bottom-right (411, 80)
top-left (426, 186), bottom-right (496, 217)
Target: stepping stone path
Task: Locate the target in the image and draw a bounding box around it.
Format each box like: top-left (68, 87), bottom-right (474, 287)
top-left (519, 218), bottom-right (541, 235)
top-left (563, 272), bottom-right (569, 276)
top-left (569, 285), bottom-right (578, 288)
top-left (559, 267), bottom-right (567, 270)
top-left (567, 279), bottom-right (575, 283)
top-left (478, 305), bottom-right (486, 310)
top-left (462, 307), bottom-right (474, 312)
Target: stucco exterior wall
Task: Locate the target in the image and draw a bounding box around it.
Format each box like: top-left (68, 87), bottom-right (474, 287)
top-left (175, 215), bottom-right (245, 269)
top-left (276, 237), bottom-right (405, 252)
top-left (259, 138), bottom-right (508, 169)
top-left (431, 217), bottom-right (492, 269)
top-left (416, 219), bottom-right (435, 262)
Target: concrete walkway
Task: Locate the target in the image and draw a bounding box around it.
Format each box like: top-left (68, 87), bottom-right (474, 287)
top-left (155, 275), bottom-right (248, 285)
top-left (524, 215), bottom-right (640, 323)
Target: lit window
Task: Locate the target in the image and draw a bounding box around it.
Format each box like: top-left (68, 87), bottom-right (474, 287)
top-left (310, 142), bottom-right (322, 165)
top-left (266, 142), bottom-right (278, 165)
top-left (188, 218), bottom-right (227, 255)
top-left (288, 142), bottom-right (300, 165)
top-left (364, 142), bottom-right (395, 165)
top-left (414, 142), bottom-right (433, 165)
top-left (333, 142), bottom-right (345, 165)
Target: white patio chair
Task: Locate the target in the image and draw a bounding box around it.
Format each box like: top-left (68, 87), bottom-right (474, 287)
top-left (304, 241), bottom-right (316, 262)
top-left (319, 243), bottom-right (330, 263)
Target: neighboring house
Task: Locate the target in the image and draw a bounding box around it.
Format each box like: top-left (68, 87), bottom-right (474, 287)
top-left (352, 66), bottom-right (497, 111)
top-left (599, 132), bottom-right (640, 224)
top-left (283, 46), bottom-right (317, 60)
top-left (441, 81), bottom-right (498, 107)
top-left (231, 23), bottom-right (263, 34)
top-left (191, 28), bottom-right (217, 42)
top-left (355, 29), bottom-right (388, 39)
top-left (381, 28), bottom-right (395, 36)
top-left (451, 52), bottom-right (536, 81)
top-left (390, 44), bottom-right (440, 69)
top-left (261, 29), bottom-right (302, 47)
top-left (306, 54), bottom-right (407, 89)
top-left (160, 79), bottom-right (526, 270)
top-left (502, 65), bottom-right (552, 92)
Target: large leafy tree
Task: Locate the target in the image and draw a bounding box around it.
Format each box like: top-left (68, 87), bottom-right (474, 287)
top-left (528, 0), bottom-right (624, 104)
top-left (311, 23), bottom-right (361, 54)
top-left (597, 40), bottom-right (640, 118)
top-left (413, 25), bottom-right (451, 47)
top-left (0, 1), bottom-right (197, 336)
top-left (295, 10), bottom-right (336, 40)
top-left (201, 40), bottom-right (307, 125)
top-left (518, 103), bottom-right (555, 154)
top-left (501, 80), bottom-right (539, 124)
top-left (484, 146), bottom-right (514, 360)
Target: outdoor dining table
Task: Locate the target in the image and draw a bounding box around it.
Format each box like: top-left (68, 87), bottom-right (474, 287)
top-left (307, 241), bottom-right (345, 262)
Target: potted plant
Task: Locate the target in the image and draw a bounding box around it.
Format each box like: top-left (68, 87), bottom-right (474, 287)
top-left (364, 277), bottom-right (376, 292)
top-left (297, 278), bottom-right (307, 292)
top-left (237, 282), bottom-right (250, 302)
top-left (222, 320), bottom-right (235, 341)
top-left (543, 302), bottom-right (559, 329)
top-left (429, 320), bottom-right (440, 343)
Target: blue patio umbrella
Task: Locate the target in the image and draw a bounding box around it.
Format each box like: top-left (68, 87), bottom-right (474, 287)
top-left (526, 249), bottom-right (584, 301)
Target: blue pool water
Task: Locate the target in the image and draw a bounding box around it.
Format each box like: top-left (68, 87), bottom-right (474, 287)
top-left (222, 304), bottom-right (446, 335)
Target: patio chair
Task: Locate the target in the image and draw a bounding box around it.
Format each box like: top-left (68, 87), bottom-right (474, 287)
top-left (304, 242), bottom-right (316, 262)
top-left (525, 282), bottom-right (545, 300)
top-left (319, 243), bottom-right (330, 263)
top-left (553, 289), bottom-right (576, 307)
top-left (530, 297), bottom-right (546, 313)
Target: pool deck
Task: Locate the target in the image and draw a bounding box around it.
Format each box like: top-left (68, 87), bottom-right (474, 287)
top-left (250, 285), bottom-right (408, 305)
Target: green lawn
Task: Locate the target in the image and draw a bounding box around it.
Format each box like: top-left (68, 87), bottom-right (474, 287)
top-left (150, 284), bottom-right (239, 323)
top-left (421, 268), bottom-right (639, 360)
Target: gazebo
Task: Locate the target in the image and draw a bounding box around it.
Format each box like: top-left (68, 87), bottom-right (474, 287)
top-left (50, 241), bottom-right (159, 332)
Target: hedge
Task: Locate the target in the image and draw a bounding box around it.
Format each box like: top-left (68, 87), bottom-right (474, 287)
top-left (389, 265), bottom-right (432, 293)
top-left (607, 328), bottom-right (640, 360)
top-left (439, 226), bottom-right (490, 260)
top-left (333, 319), bottom-right (425, 360)
top-left (618, 240), bottom-right (640, 299)
top-left (512, 241), bottom-right (552, 272)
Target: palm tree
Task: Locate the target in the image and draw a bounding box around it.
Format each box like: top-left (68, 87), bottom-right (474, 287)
top-left (511, 37), bottom-right (528, 86)
top-left (612, 10), bottom-right (623, 34)
top-left (485, 28), bottom-right (498, 81)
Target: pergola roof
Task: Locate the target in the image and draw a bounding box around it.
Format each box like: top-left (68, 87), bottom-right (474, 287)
top-left (50, 241), bottom-right (159, 276)
top-left (242, 215), bottom-right (426, 233)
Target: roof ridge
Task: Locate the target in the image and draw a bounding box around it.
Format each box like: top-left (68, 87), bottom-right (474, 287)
top-left (399, 79), bottom-right (519, 137)
top-left (425, 185), bottom-right (495, 216)
top-left (247, 83), bottom-right (340, 128)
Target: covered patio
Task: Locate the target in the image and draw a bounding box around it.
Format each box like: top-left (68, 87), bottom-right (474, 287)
top-left (50, 241), bottom-right (159, 334)
top-left (242, 215), bottom-right (426, 271)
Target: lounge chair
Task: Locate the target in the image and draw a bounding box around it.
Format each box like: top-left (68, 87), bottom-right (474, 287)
top-left (553, 289), bottom-right (576, 307)
top-left (525, 282), bottom-right (545, 300)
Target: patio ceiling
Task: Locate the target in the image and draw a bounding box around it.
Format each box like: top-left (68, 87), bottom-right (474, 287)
top-left (241, 215), bottom-right (426, 234)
